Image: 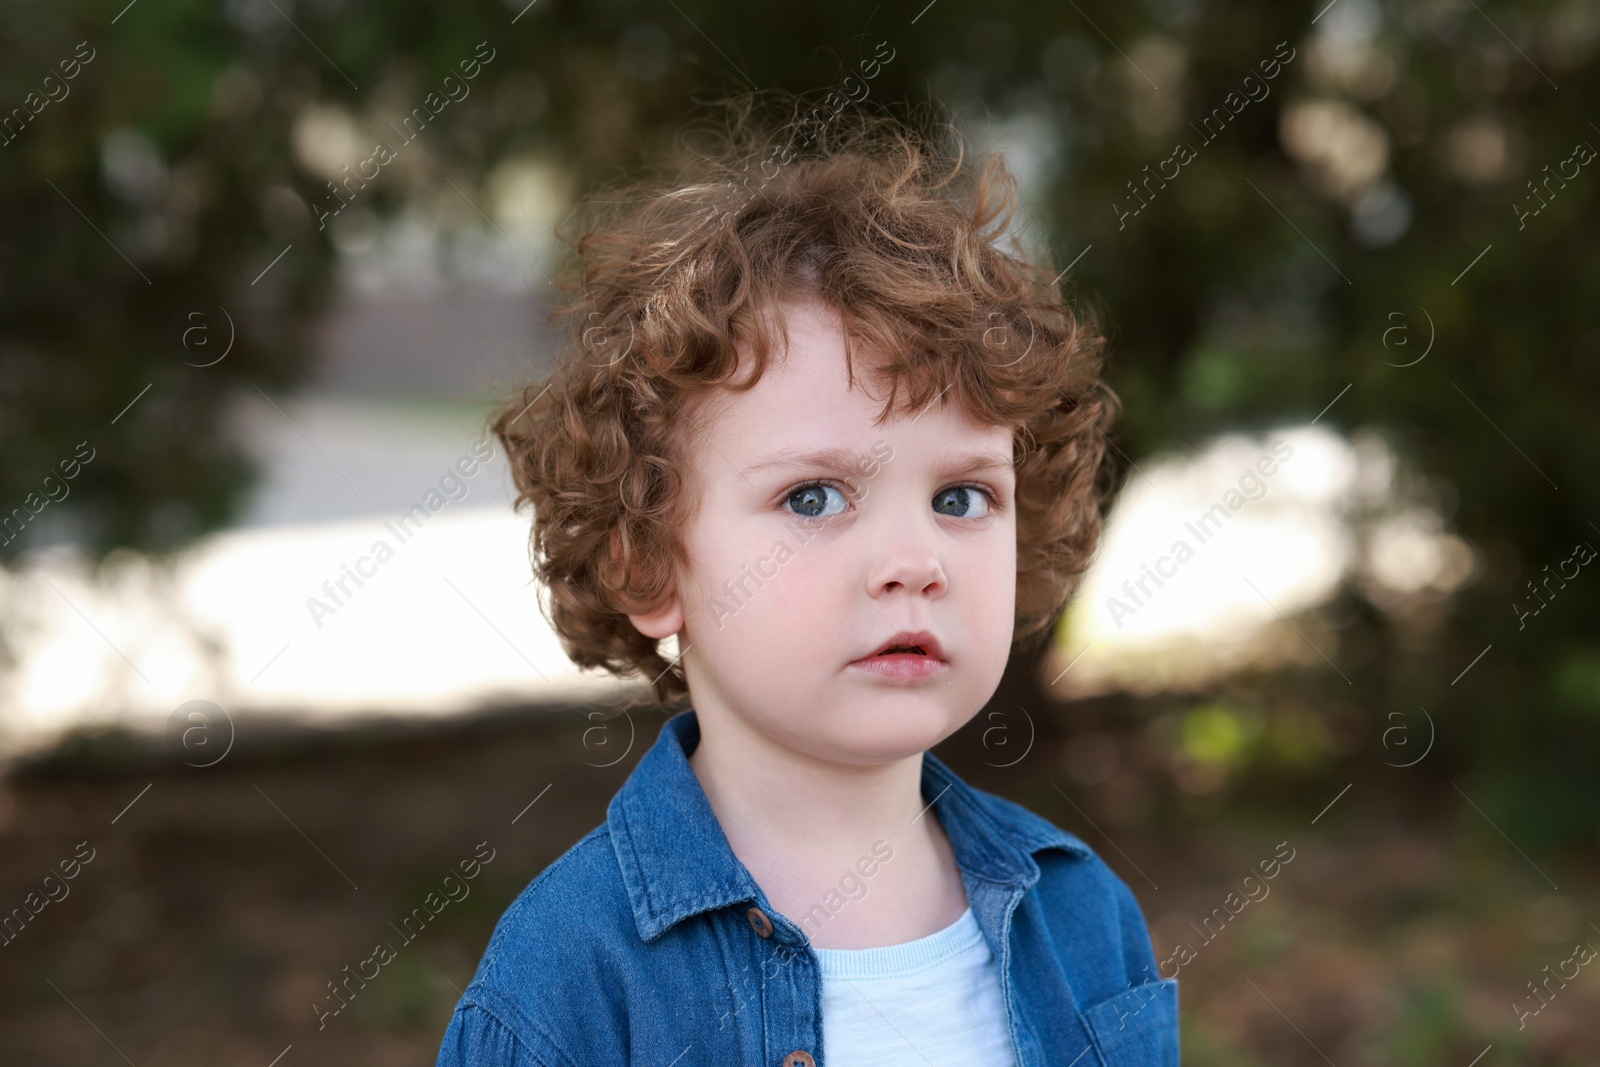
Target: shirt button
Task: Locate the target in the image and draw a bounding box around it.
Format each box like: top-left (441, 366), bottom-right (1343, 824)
top-left (782, 1052), bottom-right (816, 1067)
top-left (746, 906), bottom-right (775, 938)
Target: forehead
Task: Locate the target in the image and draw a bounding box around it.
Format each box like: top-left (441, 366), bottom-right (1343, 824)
top-left (680, 298), bottom-right (1012, 475)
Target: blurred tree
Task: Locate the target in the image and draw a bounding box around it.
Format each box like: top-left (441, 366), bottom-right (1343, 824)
top-left (2, 0), bottom-right (1597, 842)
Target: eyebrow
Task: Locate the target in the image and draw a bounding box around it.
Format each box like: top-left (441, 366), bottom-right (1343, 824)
top-left (739, 446), bottom-right (1015, 481)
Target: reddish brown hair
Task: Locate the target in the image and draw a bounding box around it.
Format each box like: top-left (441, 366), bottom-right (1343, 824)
top-left (492, 91), bottom-right (1119, 707)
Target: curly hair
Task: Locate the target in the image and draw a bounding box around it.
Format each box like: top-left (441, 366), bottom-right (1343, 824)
top-left (491, 89), bottom-right (1120, 708)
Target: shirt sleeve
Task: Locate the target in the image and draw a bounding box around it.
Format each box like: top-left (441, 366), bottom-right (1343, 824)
top-left (436, 1002), bottom-right (553, 1067)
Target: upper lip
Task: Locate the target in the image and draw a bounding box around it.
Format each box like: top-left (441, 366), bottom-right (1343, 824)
top-left (856, 630), bottom-right (947, 662)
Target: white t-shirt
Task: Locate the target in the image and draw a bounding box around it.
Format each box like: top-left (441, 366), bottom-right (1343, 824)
top-left (813, 906), bottom-right (1019, 1066)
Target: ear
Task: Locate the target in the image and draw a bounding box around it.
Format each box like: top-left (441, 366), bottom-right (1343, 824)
top-left (626, 595), bottom-right (684, 642)
top-left (610, 527), bottom-right (685, 640)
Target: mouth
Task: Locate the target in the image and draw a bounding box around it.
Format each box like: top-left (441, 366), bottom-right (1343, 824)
top-left (851, 630), bottom-right (947, 681)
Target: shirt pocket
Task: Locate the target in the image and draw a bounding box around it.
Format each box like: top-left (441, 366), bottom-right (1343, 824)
top-left (1078, 976), bottom-right (1179, 1067)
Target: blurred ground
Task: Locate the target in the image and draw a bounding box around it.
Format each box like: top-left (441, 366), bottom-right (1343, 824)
top-left (2, 699), bottom-right (1595, 1067)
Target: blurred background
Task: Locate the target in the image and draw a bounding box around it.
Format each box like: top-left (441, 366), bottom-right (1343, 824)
top-left (2, 0), bottom-right (1598, 1063)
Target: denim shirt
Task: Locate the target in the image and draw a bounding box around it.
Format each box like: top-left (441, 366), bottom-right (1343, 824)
top-left (436, 708), bottom-right (1179, 1066)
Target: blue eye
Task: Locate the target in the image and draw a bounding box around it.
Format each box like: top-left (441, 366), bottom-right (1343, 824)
top-left (785, 482), bottom-right (849, 519)
top-left (782, 481), bottom-right (1001, 520)
top-left (933, 485), bottom-right (993, 519)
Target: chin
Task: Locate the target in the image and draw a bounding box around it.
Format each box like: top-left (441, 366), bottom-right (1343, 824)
top-left (826, 700), bottom-right (969, 763)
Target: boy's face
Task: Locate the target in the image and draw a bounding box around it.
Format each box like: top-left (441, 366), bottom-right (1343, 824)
top-left (627, 297), bottom-right (1018, 766)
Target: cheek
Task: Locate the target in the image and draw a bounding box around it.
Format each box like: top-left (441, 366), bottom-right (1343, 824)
top-left (967, 520), bottom-right (1016, 578)
top-left (965, 530), bottom-right (1018, 638)
top-left (683, 522), bottom-right (835, 652)
top-left (728, 541), bottom-right (837, 639)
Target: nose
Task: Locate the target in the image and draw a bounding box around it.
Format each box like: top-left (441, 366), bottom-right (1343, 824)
top-left (860, 508), bottom-right (947, 601)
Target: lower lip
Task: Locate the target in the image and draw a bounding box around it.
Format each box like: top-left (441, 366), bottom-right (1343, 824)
top-left (847, 653), bottom-right (948, 680)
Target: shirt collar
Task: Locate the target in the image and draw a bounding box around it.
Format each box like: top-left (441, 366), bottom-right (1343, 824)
top-left (607, 707), bottom-right (1093, 943)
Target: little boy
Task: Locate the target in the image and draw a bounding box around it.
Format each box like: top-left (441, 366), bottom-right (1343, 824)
top-left (437, 91), bottom-right (1178, 1066)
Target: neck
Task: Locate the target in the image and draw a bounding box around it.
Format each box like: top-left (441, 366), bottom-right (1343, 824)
top-left (687, 706), bottom-right (969, 949)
